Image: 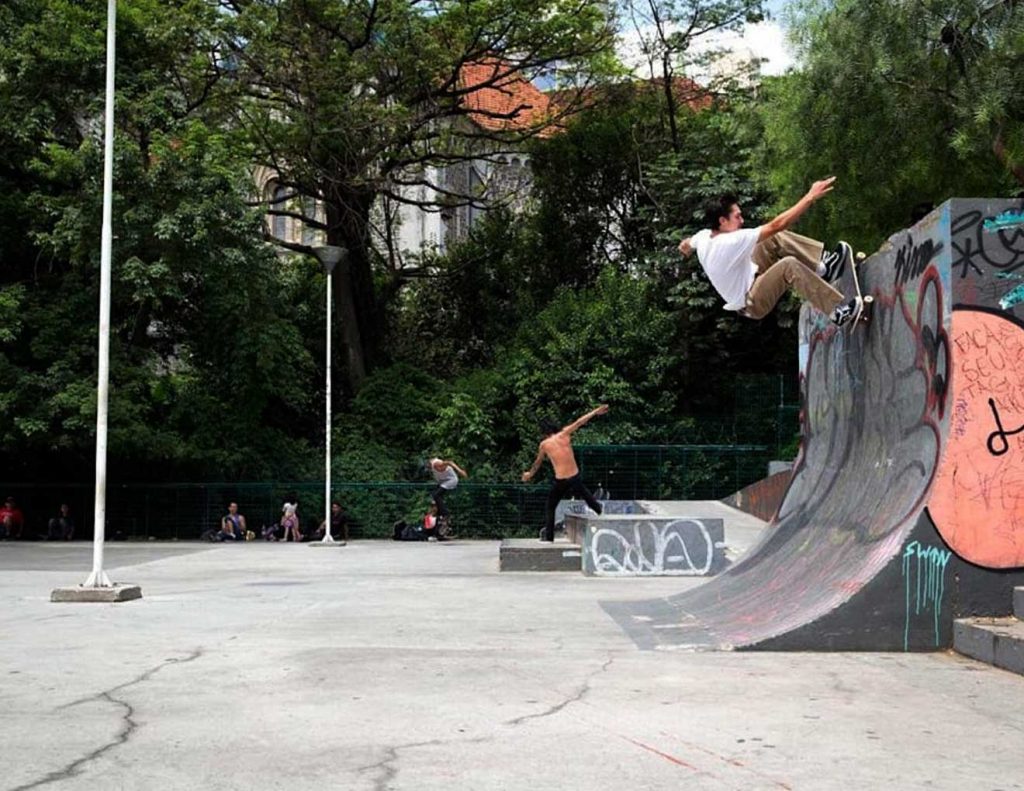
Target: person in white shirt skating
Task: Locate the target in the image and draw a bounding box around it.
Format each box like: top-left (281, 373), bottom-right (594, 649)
top-left (678, 177), bottom-right (862, 326)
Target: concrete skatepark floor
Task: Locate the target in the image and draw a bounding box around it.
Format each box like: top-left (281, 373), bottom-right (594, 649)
top-left (3, 540), bottom-right (1023, 790)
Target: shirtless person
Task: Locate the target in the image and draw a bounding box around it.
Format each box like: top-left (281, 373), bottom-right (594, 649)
top-left (522, 405), bottom-right (608, 542)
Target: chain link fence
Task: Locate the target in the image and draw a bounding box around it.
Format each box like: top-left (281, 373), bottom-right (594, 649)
top-left (0, 375), bottom-right (800, 541)
top-left (0, 442), bottom-right (772, 541)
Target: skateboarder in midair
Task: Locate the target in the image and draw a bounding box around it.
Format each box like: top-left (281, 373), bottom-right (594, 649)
top-left (522, 404), bottom-right (608, 542)
top-left (677, 177), bottom-right (863, 325)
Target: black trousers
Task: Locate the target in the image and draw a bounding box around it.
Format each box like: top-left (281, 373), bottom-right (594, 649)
top-left (543, 474), bottom-right (602, 541)
top-left (431, 486), bottom-right (451, 519)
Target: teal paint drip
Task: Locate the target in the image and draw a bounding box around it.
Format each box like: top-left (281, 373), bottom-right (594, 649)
top-left (999, 283), bottom-right (1024, 310)
top-left (901, 541), bottom-right (953, 650)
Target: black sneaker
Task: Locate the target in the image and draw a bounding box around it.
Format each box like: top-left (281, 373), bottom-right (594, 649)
top-left (538, 529), bottom-right (554, 543)
top-left (830, 296), bottom-right (862, 327)
top-left (821, 241), bottom-right (852, 283)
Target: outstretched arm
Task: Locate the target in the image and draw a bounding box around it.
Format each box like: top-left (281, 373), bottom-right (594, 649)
top-left (758, 177), bottom-right (835, 242)
top-left (564, 404), bottom-right (609, 434)
top-left (443, 460), bottom-right (468, 478)
top-left (522, 446), bottom-right (547, 482)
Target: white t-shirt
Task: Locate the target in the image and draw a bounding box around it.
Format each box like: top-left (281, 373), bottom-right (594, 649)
top-left (691, 227), bottom-right (763, 311)
top-left (430, 459), bottom-right (459, 490)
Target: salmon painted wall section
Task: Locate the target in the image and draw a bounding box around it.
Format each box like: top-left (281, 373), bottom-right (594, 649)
top-left (929, 201), bottom-right (1024, 569)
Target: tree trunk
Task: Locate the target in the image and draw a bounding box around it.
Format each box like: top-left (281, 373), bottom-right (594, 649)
top-left (661, 56), bottom-right (680, 153)
top-left (325, 190), bottom-right (378, 394)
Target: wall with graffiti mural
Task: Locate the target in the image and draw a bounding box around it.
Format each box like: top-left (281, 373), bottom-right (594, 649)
top-left (928, 200), bottom-right (1024, 569)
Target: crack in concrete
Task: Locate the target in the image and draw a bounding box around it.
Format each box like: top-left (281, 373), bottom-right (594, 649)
top-left (505, 656), bottom-right (614, 727)
top-left (356, 736), bottom-right (493, 790)
top-left (356, 739), bottom-right (456, 791)
top-left (364, 745), bottom-right (401, 791)
top-left (8, 648), bottom-right (204, 791)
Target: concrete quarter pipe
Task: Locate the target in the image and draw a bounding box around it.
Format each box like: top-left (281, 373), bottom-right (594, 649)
top-left (604, 199), bottom-right (1024, 650)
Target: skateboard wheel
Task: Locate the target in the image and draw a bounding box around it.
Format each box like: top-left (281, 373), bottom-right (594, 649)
top-left (864, 296), bottom-right (874, 304)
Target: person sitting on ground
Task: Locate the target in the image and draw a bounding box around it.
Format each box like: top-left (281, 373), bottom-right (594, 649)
top-left (46, 503), bottom-right (75, 541)
top-left (522, 405), bottom-right (608, 542)
top-left (422, 503), bottom-right (446, 542)
top-left (0, 496), bottom-right (25, 540)
top-left (280, 500), bottom-right (301, 542)
top-left (220, 502), bottom-right (246, 541)
top-left (428, 457), bottom-right (468, 528)
top-left (677, 177), bottom-right (862, 326)
top-left (314, 501), bottom-right (349, 544)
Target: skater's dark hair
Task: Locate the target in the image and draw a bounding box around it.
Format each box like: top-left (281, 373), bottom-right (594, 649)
top-left (538, 417), bottom-right (561, 436)
top-left (702, 194), bottom-right (739, 231)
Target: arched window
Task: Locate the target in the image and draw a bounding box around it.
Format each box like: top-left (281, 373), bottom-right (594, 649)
top-left (301, 196), bottom-right (318, 245)
top-left (269, 183), bottom-right (290, 241)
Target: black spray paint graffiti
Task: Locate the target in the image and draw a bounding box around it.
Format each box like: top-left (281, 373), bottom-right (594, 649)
top-left (951, 209), bottom-right (1024, 279)
top-left (919, 274), bottom-right (950, 411)
top-left (777, 268), bottom-right (948, 549)
top-left (986, 398), bottom-right (1024, 457)
top-left (894, 234), bottom-right (944, 286)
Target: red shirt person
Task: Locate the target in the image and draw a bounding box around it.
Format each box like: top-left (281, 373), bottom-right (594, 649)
top-left (0, 497), bottom-right (25, 540)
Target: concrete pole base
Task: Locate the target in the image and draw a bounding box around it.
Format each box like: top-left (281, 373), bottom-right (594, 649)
top-left (51, 584), bottom-right (142, 603)
top-left (309, 540), bottom-right (347, 548)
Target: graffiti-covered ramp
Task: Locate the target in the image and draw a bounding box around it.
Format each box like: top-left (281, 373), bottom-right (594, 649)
top-left (604, 199), bottom-right (1024, 651)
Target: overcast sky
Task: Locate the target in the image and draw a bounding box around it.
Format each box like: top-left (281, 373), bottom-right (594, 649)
top-left (616, 0), bottom-right (798, 79)
top-left (757, 0), bottom-right (796, 74)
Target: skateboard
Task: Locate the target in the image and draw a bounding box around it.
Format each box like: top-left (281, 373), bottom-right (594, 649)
top-left (848, 252), bottom-right (874, 327)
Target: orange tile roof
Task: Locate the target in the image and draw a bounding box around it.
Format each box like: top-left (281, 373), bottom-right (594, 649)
top-left (457, 59), bottom-right (555, 136)
top-left (547, 76), bottom-right (712, 116)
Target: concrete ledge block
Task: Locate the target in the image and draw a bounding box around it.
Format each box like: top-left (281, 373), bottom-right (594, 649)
top-left (955, 618), bottom-right (1024, 676)
top-left (995, 625), bottom-right (1024, 676)
top-left (499, 539), bottom-right (581, 572)
top-left (954, 619), bottom-right (996, 665)
top-left (51, 584), bottom-right (143, 603)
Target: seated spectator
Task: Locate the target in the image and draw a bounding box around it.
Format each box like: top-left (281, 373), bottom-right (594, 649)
top-left (280, 500), bottom-right (302, 542)
top-left (47, 503), bottom-right (75, 541)
top-left (220, 502), bottom-right (247, 541)
top-left (423, 503), bottom-right (446, 542)
top-left (314, 501), bottom-right (349, 544)
top-left (0, 496), bottom-right (24, 540)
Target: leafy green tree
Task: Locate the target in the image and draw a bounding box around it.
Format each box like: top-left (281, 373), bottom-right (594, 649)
top-left (216, 0), bottom-right (618, 392)
top-left (509, 267), bottom-right (682, 458)
top-left (620, 0), bottom-right (766, 149)
top-left (760, 0), bottom-right (1018, 250)
top-left (527, 85), bottom-right (670, 282)
top-left (0, 0), bottom-right (317, 480)
top-left (387, 211), bottom-right (534, 376)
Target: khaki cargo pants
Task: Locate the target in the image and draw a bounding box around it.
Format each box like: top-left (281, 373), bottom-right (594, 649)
top-left (743, 231), bottom-right (845, 319)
